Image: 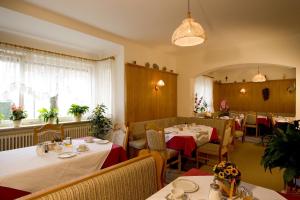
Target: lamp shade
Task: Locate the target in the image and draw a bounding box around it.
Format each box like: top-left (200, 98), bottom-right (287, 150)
top-left (157, 80), bottom-right (165, 87)
top-left (172, 17), bottom-right (205, 47)
top-left (252, 73), bottom-right (266, 82)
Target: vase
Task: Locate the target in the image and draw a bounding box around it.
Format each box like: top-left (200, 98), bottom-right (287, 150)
top-left (13, 120), bottom-right (22, 128)
top-left (48, 118), bottom-right (55, 124)
top-left (217, 179), bottom-right (238, 197)
top-left (74, 115), bottom-right (82, 122)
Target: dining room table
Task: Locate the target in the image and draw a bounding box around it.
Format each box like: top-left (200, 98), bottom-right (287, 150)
top-left (147, 174), bottom-right (286, 200)
top-left (0, 138), bottom-right (127, 193)
top-left (164, 124), bottom-right (218, 157)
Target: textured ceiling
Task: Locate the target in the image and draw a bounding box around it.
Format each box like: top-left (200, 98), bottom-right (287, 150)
top-left (23, 0), bottom-right (300, 48)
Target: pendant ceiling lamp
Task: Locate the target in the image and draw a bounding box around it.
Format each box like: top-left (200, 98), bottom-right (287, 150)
top-left (172, 0), bottom-right (206, 47)
top-left (252, 66), bottom-right (266, 82)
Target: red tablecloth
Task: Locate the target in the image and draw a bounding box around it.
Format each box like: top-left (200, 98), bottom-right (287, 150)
top-left (101, 144), bottom-right (128, 169)
top-left (257, 117), bottom-right (270, 128)
top-left (166, 128), bottom-right (218, 157)
top-left (181, 168), bottom-right (212, 176)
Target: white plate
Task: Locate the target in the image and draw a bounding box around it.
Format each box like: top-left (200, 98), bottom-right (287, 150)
top-left (58, 152), bottom-right (77, 159)
top-left (172, 179), bottom-right (199, 193)
top-left (96, 140), bottom-right (110, 144)
top-left (165, 193), bottom-right (189, 200)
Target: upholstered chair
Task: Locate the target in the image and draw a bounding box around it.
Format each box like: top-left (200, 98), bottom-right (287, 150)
top-left (196, 120), bottom-right (233, 166)
top-left (111, 123), bottom-right (129, 151)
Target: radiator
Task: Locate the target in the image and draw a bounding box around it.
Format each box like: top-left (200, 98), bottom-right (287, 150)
top-left (0, 123), bottom-right (91, 151)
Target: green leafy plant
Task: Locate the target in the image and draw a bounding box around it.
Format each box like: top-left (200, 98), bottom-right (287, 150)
top-left (261, 125), bottom-right (300, 183)
top-left (0, 113), bottom-right (4, 121)
top-left (68, 104), bottom-right (89, 116)
top-left (88, 104), bottom-right (112, 139)
top-left (9, 104), bottom-right (27, 121)
top-left (38, 108), bottom-right (59, 124)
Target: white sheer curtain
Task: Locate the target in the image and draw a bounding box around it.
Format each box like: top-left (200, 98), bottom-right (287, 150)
top-left (0, 43), bottom-right (113, 121)
top-left (95, 59), bottom-right (112, 117)
top-left (194, 75), bottom-right (214, 112)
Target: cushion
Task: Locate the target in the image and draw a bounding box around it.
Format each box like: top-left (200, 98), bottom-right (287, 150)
top-left (234, 130), bottom-right (244, 138)
top-left (165, 148), bottom-right (179, 159)
top-left (129, 138), bottom-right (146, 149)
top-left (198, 143), bottom-right (219, 155)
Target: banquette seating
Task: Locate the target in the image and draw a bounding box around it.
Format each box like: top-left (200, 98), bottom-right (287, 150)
top-left (17, 151), bottom-right (164, 200)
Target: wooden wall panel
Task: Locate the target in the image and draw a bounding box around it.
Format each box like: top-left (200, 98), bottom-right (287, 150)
top-left (125, 63), bottom-right (177, 122)
top-left (213, 79), bottom-right (296, 114)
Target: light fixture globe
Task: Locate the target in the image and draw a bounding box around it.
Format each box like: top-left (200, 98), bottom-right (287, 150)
top-left (172, 17), bottom-right (205, 46)
top-left (252, 73), bottom-right (266, 82)
top-left (252, 66), bottom-right (266, 82)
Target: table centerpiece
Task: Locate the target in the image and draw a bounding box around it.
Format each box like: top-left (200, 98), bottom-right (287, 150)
top-left (213, 161), bottom-right (241, 198)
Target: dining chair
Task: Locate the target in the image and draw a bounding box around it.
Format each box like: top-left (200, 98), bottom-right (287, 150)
top-left (244, 112), bottom-right (258, 137)
top-left (196, 120), bottom-right (233, 167)
top-left (111, 123), bottom-right (129, 151)
top-left (33, 124), bottom-right (64, 144)
top-left (234, 118), bottom-right (245, 143)
top-left (145, 129), bottom-right (181, 171)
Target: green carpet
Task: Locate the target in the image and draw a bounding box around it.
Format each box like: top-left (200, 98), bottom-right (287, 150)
top-left (166, 140), bottom-right (284, 191)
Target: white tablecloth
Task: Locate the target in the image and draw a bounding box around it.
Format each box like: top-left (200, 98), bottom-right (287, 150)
top-left (164, 125), bottom-right (213, 144)
top-left (147, 176), bottom-right (286, 200)
top-left (0, 139), bottom-right (112, 192)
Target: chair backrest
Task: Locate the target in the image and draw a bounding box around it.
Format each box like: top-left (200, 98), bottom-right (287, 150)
top-left (245, 112), bottom-right (257, 125)
top-left (111, 123), bottom-right (129, 151)
top-left (18, 152), bottom-right (164, 200)
top-left (221, 120), bottom-right (233, 148)
top-left (33, 124), bottom-right (64, 144)
top-left (146, 129), bottom-right (166, 151)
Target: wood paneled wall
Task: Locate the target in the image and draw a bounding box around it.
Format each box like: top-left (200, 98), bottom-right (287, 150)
top-left (213, 79), bottom-right (296, 114)
top-left (125, 63), bottom-right (177, 122)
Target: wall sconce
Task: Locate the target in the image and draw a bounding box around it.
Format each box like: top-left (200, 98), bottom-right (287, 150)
top-left (240, 88), bottom-right (246, 94)
top-left (155, 80), bottom-right (165, 91)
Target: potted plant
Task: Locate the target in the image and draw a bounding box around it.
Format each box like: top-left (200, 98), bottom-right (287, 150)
top-left (261, 125), bottom-right (300, 189)
top-left (0, 113), bottom-right (4, 123)
top-left (88, 104), bottom-right (112, 139)
top-left (38, 108), bottom-right (59, 124)
top-left (9, 104), bottom-right (27, 128)
top-left (68, 104), bottom-right (89, 122)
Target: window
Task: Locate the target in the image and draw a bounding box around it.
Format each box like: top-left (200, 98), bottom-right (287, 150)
top-left (0, 43), bottom-right (112, 124)
top-left (194, 75), bottom-right (214, 112)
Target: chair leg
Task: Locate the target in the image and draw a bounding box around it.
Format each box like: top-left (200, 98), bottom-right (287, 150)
top-left (178, 153), bottom-right (181, 171)
top-left (256, 126), bottom-right (258, 137)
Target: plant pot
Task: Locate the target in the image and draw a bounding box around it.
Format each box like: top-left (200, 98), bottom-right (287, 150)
top-left (48, 118), bottom-right (55, 124)
top-left (13, 120), bottom-right (22, 128)
top-left (74, 114), bottom-right (82, 122)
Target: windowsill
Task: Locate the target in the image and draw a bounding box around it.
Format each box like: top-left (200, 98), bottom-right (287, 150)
top-left (0, 120), bottom-right (91, 133)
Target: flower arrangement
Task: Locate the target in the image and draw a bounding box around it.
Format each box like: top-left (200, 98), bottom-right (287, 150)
top-left (213, 161), bottom-right (241, 197)
top-left (219, 99), bottom-right (229, 112)
top-left (193, 93), bottom-right (208, 113)
top-left (9, 104), bottom-right (27, 121)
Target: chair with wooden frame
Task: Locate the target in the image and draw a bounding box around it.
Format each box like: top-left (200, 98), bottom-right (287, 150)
top-left (145, 127), bottom-right (181, 171)
top-left (111, 123), bottom-right (129, 151)
top-left (196, 120), bottom-right (233, 167)
top-left (244, 112), bottom-right (258, 137)
top-left (33, 124), bottom-right (64, 144)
